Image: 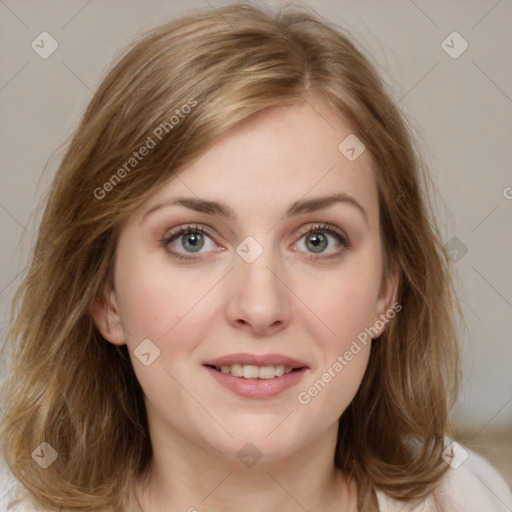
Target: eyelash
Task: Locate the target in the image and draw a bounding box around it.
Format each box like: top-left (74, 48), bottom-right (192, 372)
top-left (160, 223), bottom-right (350, 261)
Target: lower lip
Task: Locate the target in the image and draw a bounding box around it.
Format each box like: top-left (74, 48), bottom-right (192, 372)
top-left (204, 366), bottom-right (308, 399)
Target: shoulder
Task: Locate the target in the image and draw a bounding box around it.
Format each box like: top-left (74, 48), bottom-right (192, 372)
top-left (375, 440), bottom-right (512, 512)
top-left (434, 441), bottom-right (512, 511)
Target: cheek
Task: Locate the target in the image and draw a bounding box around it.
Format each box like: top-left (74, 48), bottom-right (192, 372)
top-left (113, 248), bottom-right (179, 339)
top-left (118, 277), bottom-right (170, 338)
top-left (296, 339), bottom-right (371, 430)
top-left (298, 261), bottom-right (382, 349)
top-left (114, 248), bottom-right (221, 346)
top-left (297, 257), bottom-right (381, 416)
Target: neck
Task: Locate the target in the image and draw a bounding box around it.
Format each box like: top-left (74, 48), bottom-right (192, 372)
top-left (134, 421), bottom-right (356, 512)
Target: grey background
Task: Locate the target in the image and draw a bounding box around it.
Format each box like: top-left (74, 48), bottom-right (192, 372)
top-left (0, 0), bottom-right (511, 435)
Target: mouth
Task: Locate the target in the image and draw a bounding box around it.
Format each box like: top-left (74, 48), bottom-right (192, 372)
top-left (204, 363), bottom-right (303, 380)
top-left (203, 353), bottom-right (309, 398)
top-left (203, 353), bottom-right (308, 379)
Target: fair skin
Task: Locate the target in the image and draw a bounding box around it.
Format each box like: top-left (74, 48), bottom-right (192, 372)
top-left (92, 98), bottom-right (399, 512)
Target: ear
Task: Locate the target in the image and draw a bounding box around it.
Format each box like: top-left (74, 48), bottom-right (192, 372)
top-left (373, 256), bottom-right (401, 337)
top-left (90, 279), bottom-right (127, 346)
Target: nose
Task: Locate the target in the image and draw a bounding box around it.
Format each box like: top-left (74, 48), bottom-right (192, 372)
top-left (225, 240), bottom-right (291, 337)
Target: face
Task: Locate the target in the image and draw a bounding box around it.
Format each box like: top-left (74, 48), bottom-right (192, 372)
top-left (92, 98), bottom-right (399, 464)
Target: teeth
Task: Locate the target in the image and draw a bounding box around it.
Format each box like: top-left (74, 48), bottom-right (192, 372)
top-left (230, 364), bottom-right (243, 377)
top-left (258, 365), bottom-right (276, 379)
top-left (275, 365), bottom-right (285, 377)
top-left (243, 365), bottom-right (259, 379)
top-left (213, 364), bottom-right (295, 379)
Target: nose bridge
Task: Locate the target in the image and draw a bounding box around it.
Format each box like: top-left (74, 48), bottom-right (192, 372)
top-left (235, 234), bottom-right (283, 298)
top-left (226, 234), bottom-right (290, 333)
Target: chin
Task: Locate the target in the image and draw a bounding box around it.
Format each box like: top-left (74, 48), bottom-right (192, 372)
top-left (207, 425), bottom-right (306, 464)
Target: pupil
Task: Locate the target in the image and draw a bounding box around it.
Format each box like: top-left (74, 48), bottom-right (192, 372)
top-left (184, 233), bottom-right (203, 252)
top-left (306, 233), bottom-right (327, 253)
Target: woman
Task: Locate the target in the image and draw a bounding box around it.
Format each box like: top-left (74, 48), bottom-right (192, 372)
top-left (1, 3), bottom-right (510, 511)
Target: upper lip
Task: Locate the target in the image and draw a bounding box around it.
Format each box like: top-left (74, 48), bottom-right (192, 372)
top-left (204, 353), bottom-right (309, 369)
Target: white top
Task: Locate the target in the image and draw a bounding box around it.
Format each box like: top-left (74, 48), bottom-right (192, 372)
top-left (1, 441), bottom-right (511, 511)
top-left (375, 442), bottom-right (512, 511)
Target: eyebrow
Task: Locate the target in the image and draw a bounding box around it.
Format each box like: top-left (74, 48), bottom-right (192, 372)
top-left (142, 192), bottom-right (369, 226)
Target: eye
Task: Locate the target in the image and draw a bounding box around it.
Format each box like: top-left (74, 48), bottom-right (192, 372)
top-left (294, 223), bottom-right (349, 259)
top-left (160, 222), bottom-right (350, 262)
top-left (161, 224), bottom-right (219, 260)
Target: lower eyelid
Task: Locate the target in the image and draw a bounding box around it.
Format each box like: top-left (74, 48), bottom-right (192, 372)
top-left (298, 226), bottom-right (349, 246)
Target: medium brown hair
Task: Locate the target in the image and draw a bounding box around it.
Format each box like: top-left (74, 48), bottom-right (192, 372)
top-left (0, 3), bottom-right (461, 510)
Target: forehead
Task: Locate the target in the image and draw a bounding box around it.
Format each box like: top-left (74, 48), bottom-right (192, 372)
top-left (139, 99), bottom-right (379, 223)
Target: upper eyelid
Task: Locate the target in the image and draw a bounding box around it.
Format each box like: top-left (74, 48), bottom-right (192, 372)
top-left (163, 222), bottom-right (348, 247)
